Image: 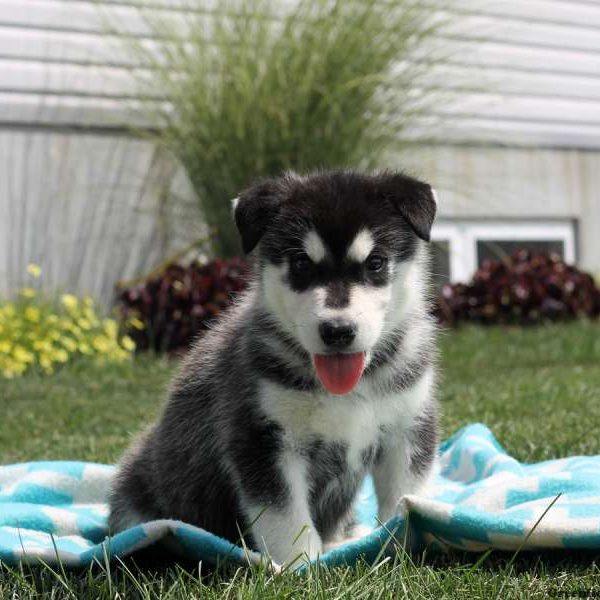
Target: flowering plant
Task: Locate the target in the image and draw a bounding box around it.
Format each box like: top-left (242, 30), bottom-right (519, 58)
top-left (0, 265), bottom-right (136, 379)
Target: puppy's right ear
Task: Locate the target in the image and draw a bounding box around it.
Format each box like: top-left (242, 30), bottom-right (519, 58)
top-left (234, 180), bottom-right (285, 254)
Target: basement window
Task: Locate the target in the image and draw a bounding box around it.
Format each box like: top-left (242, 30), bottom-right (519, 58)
top-left (431, 220), bottom-right (576, 283)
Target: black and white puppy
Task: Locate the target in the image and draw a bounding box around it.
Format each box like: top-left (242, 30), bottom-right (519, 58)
top-left (109, 169), bottom-right (439, 566)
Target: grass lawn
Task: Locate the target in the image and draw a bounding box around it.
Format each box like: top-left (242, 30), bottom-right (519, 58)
top-left (1, 321), bottom-right (599, 598)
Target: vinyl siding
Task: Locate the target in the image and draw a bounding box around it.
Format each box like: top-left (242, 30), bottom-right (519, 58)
top-left (0, 129), bottom-right (204, 302)
top-left (0, 0), bottom-right (599, 148)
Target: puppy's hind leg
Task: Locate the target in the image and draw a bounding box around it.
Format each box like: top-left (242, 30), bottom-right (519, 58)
top-left (108, 435), bottom-right (160, 534)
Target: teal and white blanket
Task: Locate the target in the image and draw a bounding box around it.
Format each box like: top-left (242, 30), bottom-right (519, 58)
top-left (1, 424), bottom-right (599, 568)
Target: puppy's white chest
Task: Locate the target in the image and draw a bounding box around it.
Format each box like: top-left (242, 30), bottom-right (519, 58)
top-left (260, 368), bottom-right (433, 456)
top-left (259, 383), bottom-right (392, 466)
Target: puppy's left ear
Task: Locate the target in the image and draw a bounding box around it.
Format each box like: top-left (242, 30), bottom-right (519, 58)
top-left (234, 179), bottom-right (285, 254)
top-left (379, 173), bottom-right (437, 242)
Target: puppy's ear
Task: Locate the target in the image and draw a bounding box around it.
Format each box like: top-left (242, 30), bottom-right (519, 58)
top-left (378, 173), bottom-right (437, 242)
top-left (234, 179), bottom-right (285, 254)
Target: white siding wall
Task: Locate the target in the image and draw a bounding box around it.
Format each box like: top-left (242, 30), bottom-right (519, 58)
top-left (0, 0), bottom-right (599, 303)
top-left (0, 130), bottom-right (203, 304)
top-left (1, 0), bottom-right (599, 147)
top-left (398, 145), bottom-right (600, 275)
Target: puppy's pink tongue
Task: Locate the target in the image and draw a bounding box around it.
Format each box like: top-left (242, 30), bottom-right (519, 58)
top-left (313, 352), bottom-right (365, 395)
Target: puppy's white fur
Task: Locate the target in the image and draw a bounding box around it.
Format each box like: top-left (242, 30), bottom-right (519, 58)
top-left (347, 229), bottom-right (375, 263)
top-left (303, 230), bottom-right (327, 263)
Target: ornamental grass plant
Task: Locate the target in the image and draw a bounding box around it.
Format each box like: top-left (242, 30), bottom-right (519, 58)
top-left (119, 0), bottom-right (442, 256)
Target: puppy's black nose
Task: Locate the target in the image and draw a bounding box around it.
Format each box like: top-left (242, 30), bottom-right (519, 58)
top-left (319, 320), bottom-right (356, 349)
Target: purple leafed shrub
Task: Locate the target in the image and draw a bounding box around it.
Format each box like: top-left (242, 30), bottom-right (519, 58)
top-left (436, 250), bottom-right (600, 326)
top-left (118, 257), bottom-right (249, 353)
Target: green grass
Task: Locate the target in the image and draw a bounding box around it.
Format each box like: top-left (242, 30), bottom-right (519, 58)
top-left (1, 321), bottom-right (600, 598)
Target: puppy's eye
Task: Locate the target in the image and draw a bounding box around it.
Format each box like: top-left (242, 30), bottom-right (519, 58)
top-left (365, 254), bottom-right (387, 272)
top-left (290, 253), bottom-right (313, 275)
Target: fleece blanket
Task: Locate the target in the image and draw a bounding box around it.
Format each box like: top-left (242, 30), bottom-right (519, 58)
top-left (1, 423), bottom-right (599, 569)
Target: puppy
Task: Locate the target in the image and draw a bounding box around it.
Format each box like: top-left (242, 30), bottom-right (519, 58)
top-left (109, 169), bottom-right (439, 566)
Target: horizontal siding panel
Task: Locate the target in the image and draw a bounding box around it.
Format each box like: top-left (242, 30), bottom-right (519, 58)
top-left (59, 0), bottom-right (219, 10)
top-left (3, 29), bottom-right (600, 81)
top-left (451, 0), bottom-right (600, 28)
top-left (0, 93), bottom-right (152, 126)
top-left (407, 116), bottom-right (600, 149)
top-left (0, 0), bottom-right (189, 36)
top-left (435, 93), bottom-right (600, 125)
top-left (8, 58), bottom-right (599, 103)
top-left (27, 0), bottom-right (600, 29)
top-left (421, 40), bottom-right (600, 78)
top-left (0, 27), bottom-right (128, 65)
top-left (3, 2), bottom-right (600, 54)
top-left (417, 64), bottom-right (600, 102)
top-left (440, 14), bottom-right (600, 53)
top-left (0, 27), bottom-right (170, 67)
top-left (0, 60), bottom-right (154, 98)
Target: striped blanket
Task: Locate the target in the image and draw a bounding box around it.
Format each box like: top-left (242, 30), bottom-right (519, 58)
top-left (1, 424), bottom-right (598, 569)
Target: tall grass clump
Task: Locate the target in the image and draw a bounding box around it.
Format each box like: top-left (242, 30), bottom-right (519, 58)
top-left (120, 0), bottom-right (441, 256)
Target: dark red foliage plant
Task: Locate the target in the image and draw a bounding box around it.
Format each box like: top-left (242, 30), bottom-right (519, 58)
top-left (436, 250), bottom-right (600, 326)
top-left (118, 257), bottom-right (249, 353)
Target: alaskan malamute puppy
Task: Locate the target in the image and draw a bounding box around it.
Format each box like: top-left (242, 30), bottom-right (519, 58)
top-left (109, 170), bottom-right (439, 565)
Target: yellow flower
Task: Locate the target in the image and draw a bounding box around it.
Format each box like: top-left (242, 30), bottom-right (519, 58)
top-left (62, 321), bottom-right (82, 337)
top-left (20, 288), bottom-right (36, 299)
top-left (121, 335), bottom-right (136, 352)
top-left (103, 319), bottom-right (118, 338)
top-left (111, 349), bottom-right (128, 362)
top-left (33, 340), bottom-right (53, 353)
top-left (83, 296), bottom-right (94, 308)
top-left (0, 341), bottom-right (10, 353)
top-left (92, 336), bottom-right (110, 353)
top-left (39, 354), bottom-right (54, 374)
top-left (13, 346), bottom-right (34, 364)
top-left (52, 348), bottom-right (69, 363)
top-left (78, 342), bottom-right (92, 355)
top-left (24, 306), bottom-right (40, 322)
top-left (61, 294), bottom-right (78, 311)
top-left (39, 355), bottom-right (53, 369)
top-left (83, 307), bottom-right (97, 323)
top-left (26, 263), bottom-right (42, 278)
top-left (59, 317), bottom-right (73, 330)
top-left (60, 337), bottom-right (77, 352)
top-left (129, 317), bottom-right (145, 331)
top-left (2, 357), bottom-right (26, 377)
top-left (77, 318), bottom-right (92, 331)
top-left (2, 303), bottom-right (16, 317)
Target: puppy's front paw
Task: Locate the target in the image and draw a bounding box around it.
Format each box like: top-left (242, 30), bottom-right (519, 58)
top-left (253, 518), bottom-right (322, 567)
top-left (290, 526), bottom-right (322, 564)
